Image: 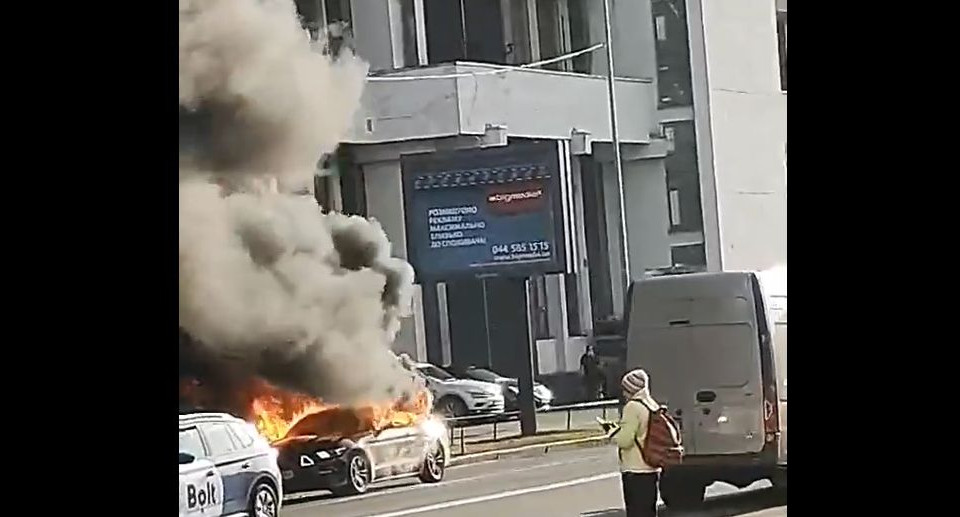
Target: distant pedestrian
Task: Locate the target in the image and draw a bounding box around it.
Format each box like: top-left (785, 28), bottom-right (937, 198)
top-left (614, 369), bottom-right (662, 517)
top-left (579, 345), bottom-right (603, 400)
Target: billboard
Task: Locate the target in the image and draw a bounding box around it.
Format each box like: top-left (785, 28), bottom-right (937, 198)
top-left (401, 141), bottom-right (573, 280)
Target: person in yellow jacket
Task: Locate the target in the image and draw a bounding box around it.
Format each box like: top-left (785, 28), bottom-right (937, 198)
top-left (610, 368), bottom-right (661, 517)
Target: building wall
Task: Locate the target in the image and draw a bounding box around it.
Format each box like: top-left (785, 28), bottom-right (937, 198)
top-left (583, 0), bottom-right (658, 81)
top-left (688, 0), bottom-right (787, 272)
top-left (337, 0), bottom-right (675, 374)
top-left (623, 158), bottom-right (672, 276)
top-left (350, 0), bottom-right (406, 71)
top-left (596, 142), bottom-right (672, 314)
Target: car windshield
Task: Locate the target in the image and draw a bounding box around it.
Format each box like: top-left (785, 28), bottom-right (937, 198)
top-left (284, 407), bottom-right (377, 441)
top-left (417, 365), bottom-right (454, 381)
top-left (467, 368), bottom-right (504, 382)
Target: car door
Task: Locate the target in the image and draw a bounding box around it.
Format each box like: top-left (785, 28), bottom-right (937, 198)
top-left (199, 422), bottom-right (247, 515)
top-left (179, 426), bottom-right (224, 517)
top-left (369, 428), bottom-right (421, 478)
top-left (227, 423), bottom-right (266, 501)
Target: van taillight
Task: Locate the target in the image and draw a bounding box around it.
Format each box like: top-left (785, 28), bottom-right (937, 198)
top-left (763, 384), bottom-right (780, 442)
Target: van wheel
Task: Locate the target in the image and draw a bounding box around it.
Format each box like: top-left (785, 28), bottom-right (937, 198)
top-left (660, 474), bottom-right (706, 509)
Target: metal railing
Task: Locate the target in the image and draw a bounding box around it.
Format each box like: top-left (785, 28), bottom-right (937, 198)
top-left (441, 399), bottom-right (622, 455)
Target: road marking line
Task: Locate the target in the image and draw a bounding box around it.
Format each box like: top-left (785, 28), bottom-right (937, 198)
top-left (359, 472), bottom-right (619, 517)
top-left (290, 452), bottom-right (612, 508)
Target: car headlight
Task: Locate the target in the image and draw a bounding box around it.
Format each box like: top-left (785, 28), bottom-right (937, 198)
top-left (507, 386), bottom-right (519, 395)
top-left (468, 390), bottom-right (490, 398)
top-left (421, 417), bottom-right (447, 441)
top-left (315, 447), bottom-right (347, 460)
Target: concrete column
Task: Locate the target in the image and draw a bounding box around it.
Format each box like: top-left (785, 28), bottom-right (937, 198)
top-left (361, 160), bottom-right (408, 259)
top-left (438, 282), bottom-right (452, 365)
top-left (545, 274), bottom-right (568, 373)
top-left (351, 0), bottom-right (406, 71)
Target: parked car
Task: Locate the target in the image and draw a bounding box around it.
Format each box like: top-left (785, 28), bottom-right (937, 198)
top-left (412, 362), bottom-right (505, 418)
top-left (275, 409), bottom-right (450, 496)
top-left (445, 365), bottom-right (554, 411)
top-left (179, 412), bottom-right (282, 517)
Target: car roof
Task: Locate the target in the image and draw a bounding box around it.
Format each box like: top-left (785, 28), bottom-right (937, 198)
top-left (179, 412), bottom-right (245, 427)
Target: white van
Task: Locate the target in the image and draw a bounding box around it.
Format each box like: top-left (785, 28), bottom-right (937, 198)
top-left (624, 271), bottom-right (786, 508)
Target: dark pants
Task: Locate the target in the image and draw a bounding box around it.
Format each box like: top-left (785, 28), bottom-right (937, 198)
top-left (583, 375), bottom-right (603, 400)
top-left (622, 472), bottom-right (659, 517)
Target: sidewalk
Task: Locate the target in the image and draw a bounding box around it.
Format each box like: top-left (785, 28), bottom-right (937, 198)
top-left (449, 428), bottom-right (609, 466)
top-left (450, 405), bottom-right (619, 453)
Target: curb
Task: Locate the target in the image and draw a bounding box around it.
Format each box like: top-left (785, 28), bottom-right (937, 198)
top-left (449, 434), bottom-right (608, 466)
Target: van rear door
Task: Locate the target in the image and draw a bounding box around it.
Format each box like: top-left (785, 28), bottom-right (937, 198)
top-left (626, 295), bottom-right (698, 452)
top-left (686, 295), bottom-right (765, 455)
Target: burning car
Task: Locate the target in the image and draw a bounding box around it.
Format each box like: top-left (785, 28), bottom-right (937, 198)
top-left (273, 406), bottom-right (450, 495)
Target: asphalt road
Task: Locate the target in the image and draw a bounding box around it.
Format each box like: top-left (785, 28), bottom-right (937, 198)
top-left (281, 446), bottom-right (785, 517)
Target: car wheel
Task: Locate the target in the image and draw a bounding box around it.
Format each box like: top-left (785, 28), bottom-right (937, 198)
top-left (419, 441), bottom-right (446, 483)
top-left (659, 473), bottom-right (707, 509)
top-left (438, 396), bottom-right (468, 418)
top-left (249, 481), bottom-right (279, 517)
top-left (332, 451), bottom-right (371, 496)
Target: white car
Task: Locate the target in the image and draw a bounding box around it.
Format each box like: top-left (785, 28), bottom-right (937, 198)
top-left (179, 412), bottom-right (283, 517)
top-left (413, 363), bottom-right (505, 418)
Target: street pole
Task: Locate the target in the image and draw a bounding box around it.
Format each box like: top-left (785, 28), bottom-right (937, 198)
top-left (602, 0), bottom-right (631, 293)
top-left (481, 278), bottom-right (493, 367)
top-left (518, 277), bottom-right (538, 436)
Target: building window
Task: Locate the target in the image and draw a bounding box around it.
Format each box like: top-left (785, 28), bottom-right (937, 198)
top-left (668, 189), bottom-right (682, 227)
top-left (536, 0), bottom-right (573, 71)
top-left (421, 0), bottom-right (588, 71)
top-left (655, 15), bottom-right (668, 41)
top-left (664, 120), bottom-right (704, 233)
top-left (652, 0), bottom-right (693, 107)
top-left (565, 273), bottom-right (584, 336)
top-left (400, 0), bottom-right (420, 67)
top-left (424, 0), bottom-right (507, 64)
top-left (567, 0), bottom-right (592, 73)
top-left (671, 243), bottom-right (706, 270)
top-left (531, 276), bottom-right (553, 339)
top-left (776, 9), bottom-right (787, 91)
top-left (293, 0), bottom-right (354, 56)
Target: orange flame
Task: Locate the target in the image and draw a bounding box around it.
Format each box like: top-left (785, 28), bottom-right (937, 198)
top-left (248, 381), bottom-right (433, 443)
top-left (249, 387), bottom-right (334, 442)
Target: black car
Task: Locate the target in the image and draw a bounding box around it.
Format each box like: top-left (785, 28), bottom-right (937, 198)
top-left (274, 408), bottom-right (449, 496)
top-left (445, 366), bottom-right (554, 412)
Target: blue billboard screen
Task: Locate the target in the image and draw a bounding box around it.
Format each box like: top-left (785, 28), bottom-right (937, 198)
top-left (401, 141), bottom-right (570, 280)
